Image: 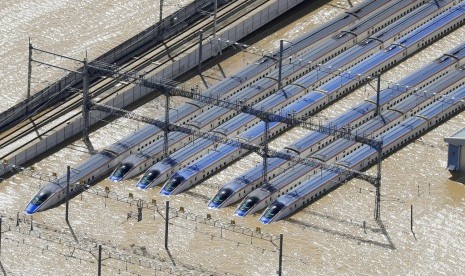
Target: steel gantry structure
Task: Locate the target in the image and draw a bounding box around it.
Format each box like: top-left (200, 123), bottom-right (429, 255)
top-left (24, 45), bottom-right (385, 220)
top-left (85, 56), bottom-right (384, 220)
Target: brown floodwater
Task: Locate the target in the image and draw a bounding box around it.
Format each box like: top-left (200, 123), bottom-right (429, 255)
top-left (1, 0), bottom-right (464, 275)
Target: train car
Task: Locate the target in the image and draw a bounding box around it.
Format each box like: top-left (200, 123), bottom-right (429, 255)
top-left (159, 90), bottom-right (329, 195)
top-left (234, 109), bottom-right (403, 216)
top-left (208, 11), bottom-right (465, 209)
top-left (20, 0), bottom-right (437, 214)
top-left (259, 82), bottom-right (465, 224)
top-left (110, 0), bottom-right (427, 182)
top-left (136, 83), bottom-right (308, 188)
top-left (238, 51), bottom-right (465, 217)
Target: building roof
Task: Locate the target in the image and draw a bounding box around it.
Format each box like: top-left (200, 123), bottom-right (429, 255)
top-left (445, 127), bottom-right (465, 146)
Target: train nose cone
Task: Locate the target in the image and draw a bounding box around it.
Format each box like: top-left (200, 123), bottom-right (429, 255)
top-left (136, 181), bottom-right (149, 190)
top-left (234, 209), bottom-right (248, 217)
top-left (136, 170), bottom-right (160, 190)
top-left (207, 201), bottom-right (220, 209)
top-left (25, 203), bottom-right (39, 215)
top-left (159, 188), bottom-right (172, 196)
top-left (259, 216), bottom-right (272, 224)
top-left (160, 176), bottom-right (184, 196)
top-left (109, 175), bottom-right (123, 182)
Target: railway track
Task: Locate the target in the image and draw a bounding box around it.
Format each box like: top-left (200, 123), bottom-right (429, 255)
top-left (0, 0), bottom-right (269, 159)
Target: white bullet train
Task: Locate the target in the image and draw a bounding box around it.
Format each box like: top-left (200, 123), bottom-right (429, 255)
top-left (260, 81), bottom-right (465, 223)
top-left (210, 2), bottom-right (465, 209)
top-left (109, 0), bottom-right (421, 183)
top-left (136, 0), bottom-right (447, 189)
top-left (236, 61), bottom-right (465, 217)
top-left (211, 43), bottom-right (465, 211)
top-left (160, 3), bottom-right (465, 196)
top-left (24, 0), bottom-right (397, 214)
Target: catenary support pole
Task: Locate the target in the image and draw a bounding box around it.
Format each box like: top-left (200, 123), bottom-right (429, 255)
top-left (0, 217), bottom-right (2, 256)
top-left (82, 57), bottom-right (91, 146)
top-left (375, 148), bottom-right (382, 220)
top-left (159, 0), bottom-right (164, 24)
top-left (213, 0), bottom-right (217, 40)
top-left (262, 119), bottom-right (269, 184)
top-left (198, 30), bottom-right (204, 74)
top-left (27, 38), bottom-right (33, 113)
top-left (278, 40), bottom-right (284, 91)
top-left (65, 165), bottom-right (70, 223)
top-left (98, 244), bottom-right (102, 276)
top-left (375, 74), bottom-right (381, 116)
top-left (278, 233), bottom-right (283, 276)
top-left (164, 92), bottom-right (170, 158)
top-left (165, 201), bottom-right (169, 250)
top-left (411, 204), bottom-right (413, 232)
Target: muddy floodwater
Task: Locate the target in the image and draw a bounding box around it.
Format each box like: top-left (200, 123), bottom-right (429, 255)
top-left (1, 0), bottom-right (465, 275)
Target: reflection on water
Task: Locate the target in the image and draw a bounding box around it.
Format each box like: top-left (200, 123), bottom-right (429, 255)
top-left (1, 0), bottom-right (465, 275)
top-left (445, 177), bottom-right (465, 205)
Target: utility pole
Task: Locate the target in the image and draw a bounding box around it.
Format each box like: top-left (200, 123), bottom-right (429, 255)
top-left (98, 244), bottom-right (102, 276)
top-left (278, 233), bottom-right (283, 276)
top-left (278, 40), bottom-right (284, 91)
top-left (65, 165), bottom-right (70, 223)
top-left (27, 38), bottom-right (33, 113)
top-left (163, 91), bottom-right (170, 158)
top-left (0, 217), bottom-right (2, 256)
top-left (262, 118), bottom-right (269, 185)
top-left (165, 201), bottom-right (169, 250)
top-left (82, 57), bottom-right (91, 147)
top-left (159, 0), bottom-right (164, 24)
top-left (375, 74), bottom-right (381, 116)
top-left (213, 0), bottom-right (218, 40)
top-left (198, 30), bottom-right (204, 74)
top-left (375, 147), bottom-right (382, 220)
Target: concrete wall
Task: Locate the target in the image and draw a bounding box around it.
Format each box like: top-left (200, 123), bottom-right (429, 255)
top-left (0, 0), bottom-right (306, 176)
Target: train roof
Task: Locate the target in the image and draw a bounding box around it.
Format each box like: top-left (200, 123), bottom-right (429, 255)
top-left (262, 163), bottom-right (312, 191)
top-left (254, 86), bottom-right (305, 110)
top-left (369, 1), bottom-right (437, 43)
top-left (290, 0), bottom-right (399, 55)
top-left (332, 101), bottom-right (376, 127)
top-left (66, 153), bottom-right (115, 185)
top-left (417, 86), bottom-right (465, 119)
top-left (398, 2), bottom-right (465, 47)
top-left (281, 170), bottom-right (339, 203)
top-left (177, 144), bottom-right (238, 179)
top-left (267, 64), bottom-right (303, 80)
top-left (338, 117), bottom-right (424, 168)
top-left (225, 175), bottom-right (255, 191)
top-left (238, 121), bottom-right (280, 141)
top-left (235, 157), bottom-right (287, 182)
top-left (312, 110), bottom-right (400, 161)
top-left (285, 132), bottom-right (327, 154)
top-left (391, 91), bottom-right (430, 114)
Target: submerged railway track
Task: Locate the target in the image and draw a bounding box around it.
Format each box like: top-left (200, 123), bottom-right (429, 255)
top-left (0, 0), bottom-right (275, 160)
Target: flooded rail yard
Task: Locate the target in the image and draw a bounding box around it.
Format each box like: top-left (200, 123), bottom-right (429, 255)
top-left (1, 0), bottom-right (465, 275)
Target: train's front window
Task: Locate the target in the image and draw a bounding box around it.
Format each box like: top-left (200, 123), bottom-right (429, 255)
top-left (211, 188), bottom-right (233, 204)
top-left (238, 196), bottom-right (259, 211)
top-left (164, 176), bottom-right (185, 192)
top-left (263, 202), bottom-right (285, 219)
top-left (112, 163), bottom-right (133, 178)
top-left (31, 190), bottom-right (52, 205)
top-left (139, 170), bottom-right (160, 186)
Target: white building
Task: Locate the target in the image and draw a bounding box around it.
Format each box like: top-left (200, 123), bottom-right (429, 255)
top-left (445, 127), bottom-right (465, 172)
